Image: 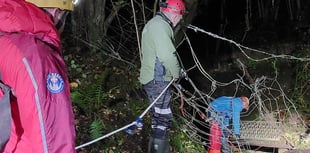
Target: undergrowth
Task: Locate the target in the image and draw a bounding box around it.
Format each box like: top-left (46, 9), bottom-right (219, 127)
top-left (291, 45), bottom-right (310, 119)
top-left (68, 61), bottom-right (205, 152)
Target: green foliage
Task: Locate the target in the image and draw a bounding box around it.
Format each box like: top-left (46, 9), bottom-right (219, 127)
top-left (71, 69), bottom-right (110, 116)
top-left (70, 64), bottom-right (206, 152)
top-left (291, 45), bottom-right (310, 117)
top-left (127, 99), bottom-right (149, 117)
top-left (169, 101), bottom-right (206, 153)
top-left (90, 118), bottom-right (104, 139)
top-left (71, 90), bottom-right (83, 104)
top-left (245, 59), bottom-right (258, 71)
top-left (170, 118), bottom-right (205, 153)
top-left (64, 56), bottom-right (87, 79)
top-left (283, 124), bottom-right (310, 149)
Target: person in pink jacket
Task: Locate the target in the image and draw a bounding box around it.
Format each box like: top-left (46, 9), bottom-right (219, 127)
top-left (0, 0), bottom-right (76, 152)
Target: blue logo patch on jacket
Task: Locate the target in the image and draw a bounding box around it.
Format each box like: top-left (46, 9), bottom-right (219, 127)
top-left (46, 73), bottom-right (64, 94)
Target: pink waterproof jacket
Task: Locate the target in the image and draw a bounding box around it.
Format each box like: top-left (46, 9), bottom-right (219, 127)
top-left (0, 0), bottom-right (76, 152)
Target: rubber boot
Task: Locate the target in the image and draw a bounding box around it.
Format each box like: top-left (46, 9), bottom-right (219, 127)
top-left (148, 137), bottom-right (170, 153)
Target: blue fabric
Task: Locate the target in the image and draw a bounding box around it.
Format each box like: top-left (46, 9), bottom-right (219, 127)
top-left (154, 57), bottom-right (165, 81)
top-left (209, 96), bottom-right (243, 135)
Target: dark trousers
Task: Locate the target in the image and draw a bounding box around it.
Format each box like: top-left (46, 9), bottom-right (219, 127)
top-left (144, 80), bottom-right (172, 140)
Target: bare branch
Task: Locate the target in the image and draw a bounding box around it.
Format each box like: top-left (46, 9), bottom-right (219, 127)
top-left (130, 0), bottom-right (142, 61)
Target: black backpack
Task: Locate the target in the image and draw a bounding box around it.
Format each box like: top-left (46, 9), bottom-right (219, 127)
top-left (0, 72), bottom-right (13, 151)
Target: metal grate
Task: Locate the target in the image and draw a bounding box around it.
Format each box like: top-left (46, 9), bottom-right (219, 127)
top-left (240, 121), bottom-right (282, 141)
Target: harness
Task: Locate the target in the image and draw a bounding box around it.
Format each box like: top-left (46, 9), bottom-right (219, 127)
top-left (0, 33), bottom-right (13, 151)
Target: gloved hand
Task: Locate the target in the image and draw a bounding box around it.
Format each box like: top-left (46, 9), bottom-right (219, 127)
top-left (180, 68), bottom-right (188, 80)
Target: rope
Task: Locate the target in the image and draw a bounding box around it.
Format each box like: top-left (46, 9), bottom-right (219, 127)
top-left (75, 79), bottom-right (175, 150)
top-left (75, 24), bottom-right (309, 151)
top-left (75, 121), bottom-right (136, 150)
top-left (170, 24), bottom-right (309, 151)
top-left (187, 24), bottom-right (310, 62)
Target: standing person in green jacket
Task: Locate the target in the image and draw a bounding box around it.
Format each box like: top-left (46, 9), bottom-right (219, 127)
top-left (139, 0), bottom-right (186, 152)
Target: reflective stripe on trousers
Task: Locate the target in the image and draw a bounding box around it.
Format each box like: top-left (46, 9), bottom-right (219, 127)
top-left (144, 80), bottom-right (172, 139)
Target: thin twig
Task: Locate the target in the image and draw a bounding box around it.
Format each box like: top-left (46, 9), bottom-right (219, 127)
top-left (73, 35), bottom-right (136, 67)
top-left (130, 0), bottom-right (142, 61)
top-left (141, 0), bottom-right (146, 24)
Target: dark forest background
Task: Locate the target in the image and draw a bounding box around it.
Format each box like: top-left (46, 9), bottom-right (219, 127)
top-left (61, 0), bottom-right (310, 152)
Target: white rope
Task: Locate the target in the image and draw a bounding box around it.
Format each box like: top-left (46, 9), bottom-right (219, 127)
top-left (187, 24), bottom-right (310, 62)
top-left (172, 24), bottom-right (309, 151)
top-left (75, 122), bottom-right (136, 150)
top-left (184, 32), bottom-right (248, 88)
top-left (76, 24), bottom-right (308, 151)
top-left (75, 79), bottom-right (175, 150)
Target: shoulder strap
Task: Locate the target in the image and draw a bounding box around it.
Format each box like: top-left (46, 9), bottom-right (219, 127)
top-left (0, 73), bottom-right (12, 151)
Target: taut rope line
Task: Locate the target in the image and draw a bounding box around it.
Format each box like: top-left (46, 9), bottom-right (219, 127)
top-left (75, 79), bottom-right (174, 150)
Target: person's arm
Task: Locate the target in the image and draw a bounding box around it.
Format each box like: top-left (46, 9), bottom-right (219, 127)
top-left (232, 111), bottom-right (241, 135)
top-left (232, 98), bottom-right (243, 136)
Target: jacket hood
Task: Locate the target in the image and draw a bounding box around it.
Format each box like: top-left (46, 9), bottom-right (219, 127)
top-left (0, 0), bottom-right (60, 47)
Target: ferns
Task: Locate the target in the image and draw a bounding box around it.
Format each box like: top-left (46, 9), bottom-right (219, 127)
top-left (71, 69), bottom-right (110, 115)
top-left (90, 119), bottom-right (104, 139)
